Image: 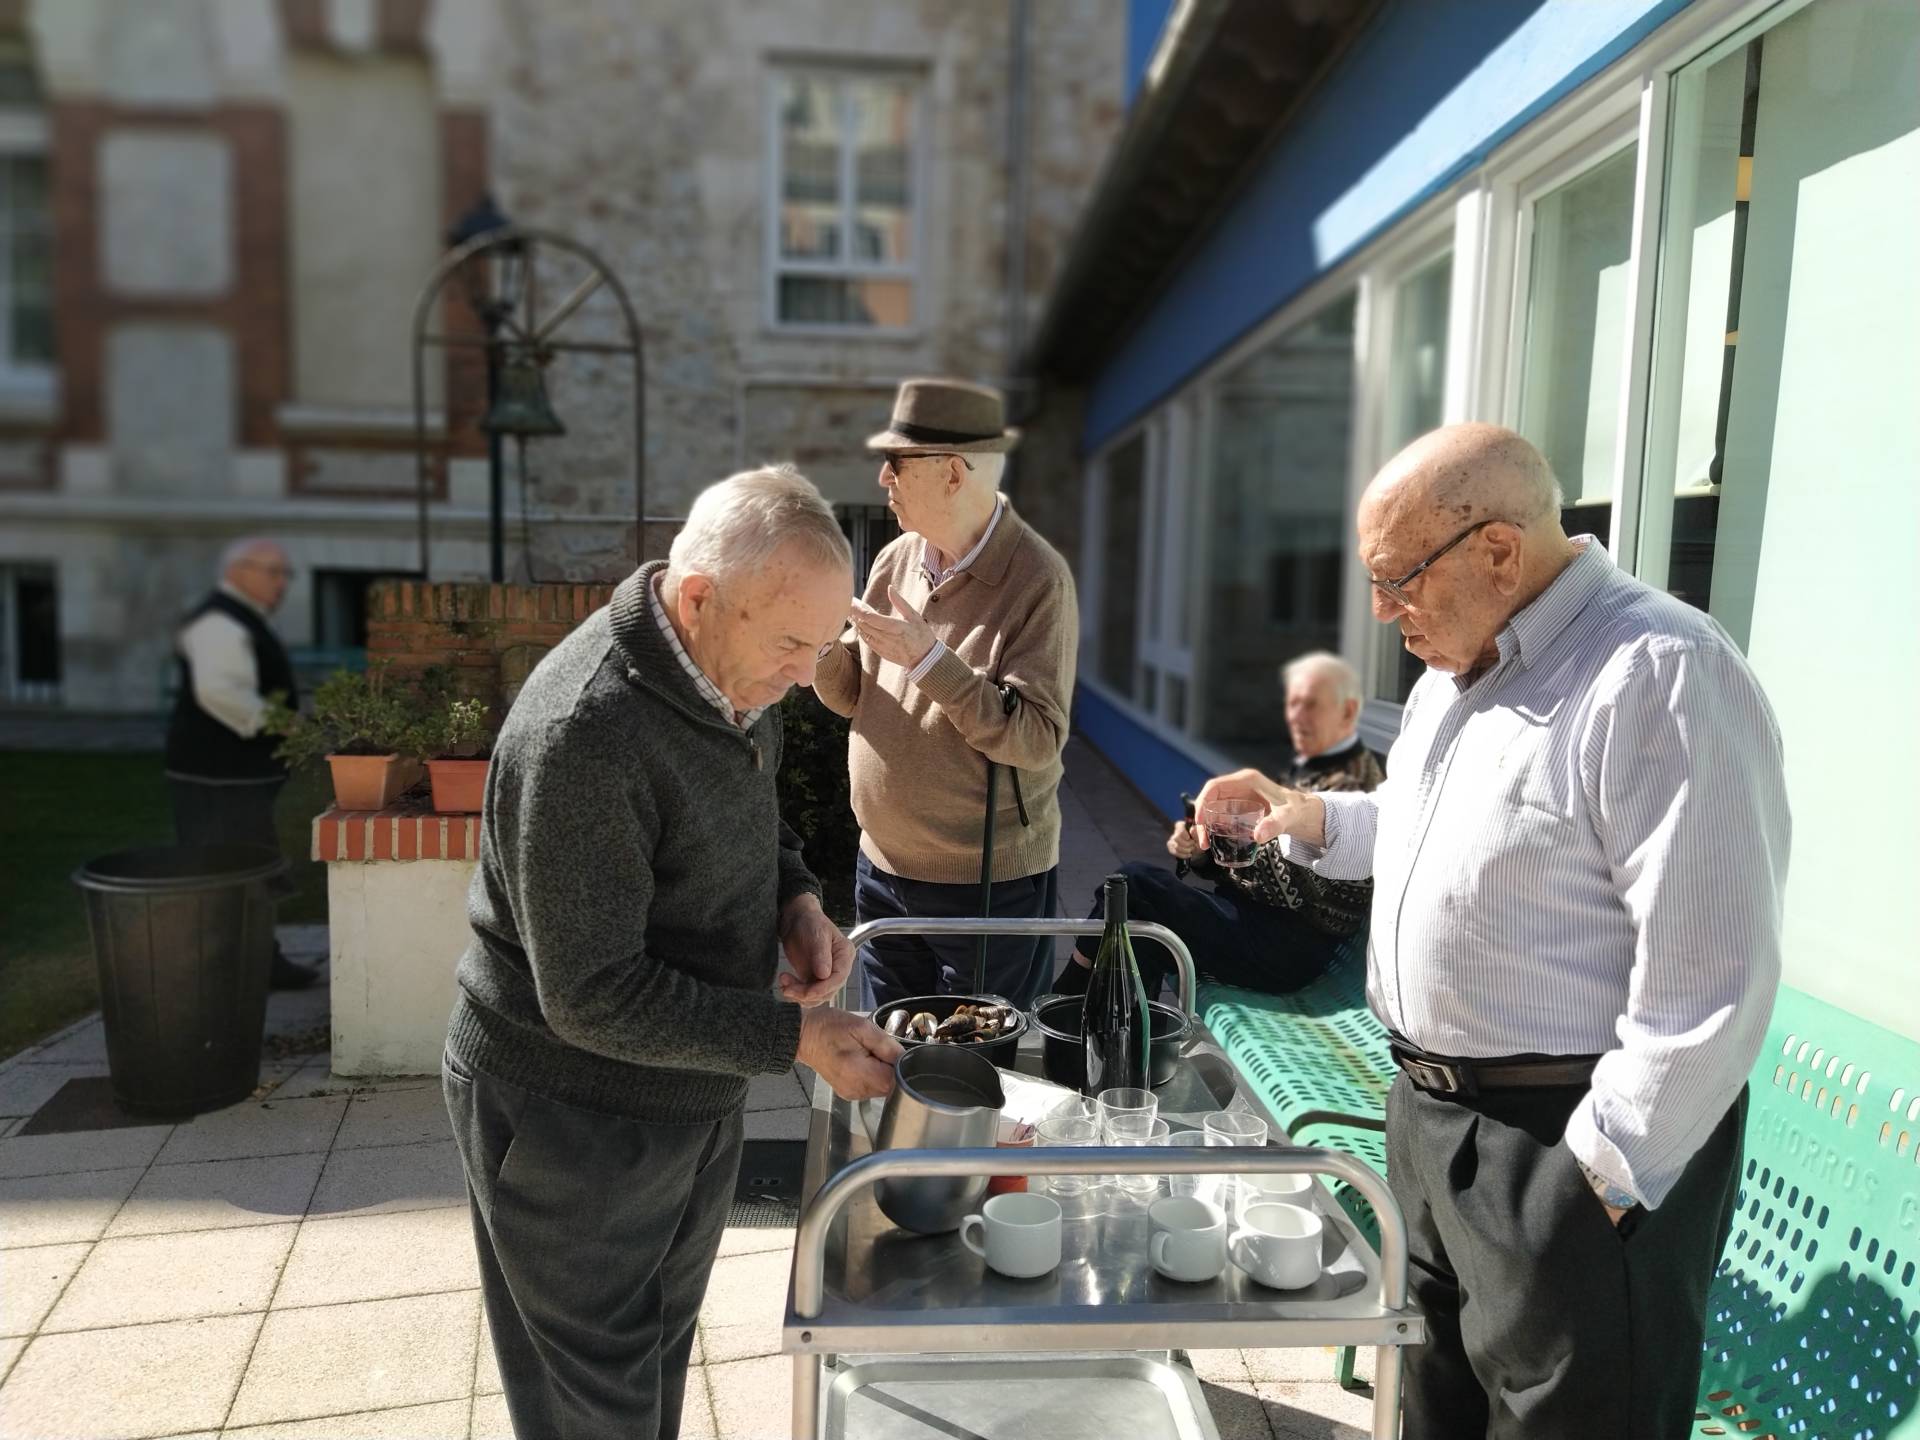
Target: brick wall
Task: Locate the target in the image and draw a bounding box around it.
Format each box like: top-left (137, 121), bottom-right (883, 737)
top-left (366, 579), bottom-right (615, 716)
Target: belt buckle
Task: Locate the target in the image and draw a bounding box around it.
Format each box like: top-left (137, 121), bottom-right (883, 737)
top-left (1402, 1053), bottom-right (1474, 1097)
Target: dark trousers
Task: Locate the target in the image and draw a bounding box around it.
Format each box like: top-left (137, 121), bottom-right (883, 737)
top-left (1387, 1072), bottom-right (1746, 1439)
top-left (852, 852), bottom-right (1060, 1011)
top-left (170, 776), bottom-right (297, 901)
top-left (1072, 860), bottom-right (1347, 999)
top-left (443, 1051), bottom-right (744, 1440)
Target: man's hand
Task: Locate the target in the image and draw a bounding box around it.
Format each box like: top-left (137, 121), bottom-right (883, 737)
top-left (797, 1007), bottom-right (902, 1101)
top-left (1166, 821), bottom-right (1200, 860)
top-left (851, 586), bottom-right (937, 671)
top-left (776, 894), bottom-right (853, 1007)
top-left (1195, 768), bottom-right (1327, 846)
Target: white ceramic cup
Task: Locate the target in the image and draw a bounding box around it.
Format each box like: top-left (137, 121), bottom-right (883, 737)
top-left (1236, 1171), bottom-right (1314, 1216)
top-left (1148, 1196), bottom-right (1228, 1282)
top-left (959, 1192), bottom-right (1063, 1278)
top-left (1230, 1201), bottom-right (1324, 1290)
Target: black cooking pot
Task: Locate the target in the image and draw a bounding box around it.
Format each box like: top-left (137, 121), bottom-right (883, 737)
top-left (1028, 992), bottom-right (1193, 1090)
top-left (869, 994), bottom-right (1027, 1071)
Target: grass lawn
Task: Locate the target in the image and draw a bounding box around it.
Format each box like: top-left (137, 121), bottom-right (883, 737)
top-left (0, 754), bottom-right (332, 1061)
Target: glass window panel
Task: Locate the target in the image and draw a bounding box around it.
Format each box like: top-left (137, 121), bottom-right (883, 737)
top-left (1166, 674), bottom-right (1188, 732)
top-left (779, 76), bottom-right (843, 261)
top-left (6, 155), bottom-right (46, 216)
top-left (1098, 434), bottom-right (1146, 694)
top-left (1384, 252), bottom-right (1450, 451)
top-left (1199, 293), bottom-right (1355, 769)
top-left (1378, 251), bottom-right (1452, 702)
top-left (10, 303), bottom-right (51, 363)
top-left (1517, 144), bottom-right (1637, 530)
top-left (1639, 0), bottom-right (1920, 1028)
top-left (776, 275), bottom-right (911, 328)
top-left (849, 77), bottom-right (913, 265)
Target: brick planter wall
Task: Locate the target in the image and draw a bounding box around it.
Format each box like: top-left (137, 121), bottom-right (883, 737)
top-left (366, 579), bottom-right (616, 715)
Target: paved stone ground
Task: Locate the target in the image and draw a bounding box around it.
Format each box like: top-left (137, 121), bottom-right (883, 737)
top-left (0, 744), bottom-right (1373, 1439)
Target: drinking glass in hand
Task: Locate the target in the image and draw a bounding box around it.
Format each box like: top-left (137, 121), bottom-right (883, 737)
top-left (1200, 797), bottom-right (1262, 869)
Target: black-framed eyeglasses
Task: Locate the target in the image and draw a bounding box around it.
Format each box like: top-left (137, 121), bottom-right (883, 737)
top-left (1368, 518), bottom-right (1501, 608)
top-left (881, 451), bottom-right (975, 474)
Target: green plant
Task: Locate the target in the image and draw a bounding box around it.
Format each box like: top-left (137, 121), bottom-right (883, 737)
top-left (775, 689), bottom-right (858, 924)
top-left (263, 662), bottom-right (415, 768)
top-left (392, 667), bottom-right (494, 761)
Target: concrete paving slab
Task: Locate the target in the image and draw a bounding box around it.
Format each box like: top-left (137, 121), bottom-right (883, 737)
top-left (714, 1222), bottom-right (796, 1259)
top-left (0, 1065), bottom-right (111, 1120)
top-left (0, 1242), bottom-right (89, 1338)
top-left (1204, 1378), bottom-right (1277, 1440)
top-left (26, 1024), bottom-right (109, 1067)
top-left (680, 1364), bottom-right (718, 1440)
top-left (153, 1097), bottom-right (346, 1168)
top-left (225, 1290), bottom-right (477, 1429)
top-left (220, 1397), bottom-right (470, 1439)
top-left (0, 1312), bottom-right (261, 1440)
top-left (1245, 1347), bottom-right (1358, 1383)
top-left (274, 1207), bottom-right (477, 1309)
top-left (1257, 1380), bottom-right (1372, 1439)
top-left (0, 1167), bottom-right (146, 1249)
top-left (308, 1140), bottom-right (466, 1220)
top-left (705, 1352), bottom-right (791, 1440)
top-left (473, 1307), bottom-right (500, 1396)
top-left (277, 1065), bottom-right (433, 1099)
top-left (0, 1335), bottom-right (22, 1386)
top-left (105, 1153), bottom-right (325, 1239)
top-left (332, 1088), bottom-right (454, 1152)
top-left (468, 1392), bottom-right (510, 1440)
top-left (0, 1124), bottom-right (171, 1180)
top-left (43, 1223), bottom-right (295, 1333)
top-left (1189, 1348), bottom-right (1253, 1384)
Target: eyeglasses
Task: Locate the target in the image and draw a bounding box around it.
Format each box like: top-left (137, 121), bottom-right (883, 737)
top-left (1367, 519), bottom-right (1502, 609)
top-left (881, 452), bottom-right (976, 475)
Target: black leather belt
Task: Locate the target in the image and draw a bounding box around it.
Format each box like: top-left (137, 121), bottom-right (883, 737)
top-left (1390, 1039), bottom-right (1600, 1097)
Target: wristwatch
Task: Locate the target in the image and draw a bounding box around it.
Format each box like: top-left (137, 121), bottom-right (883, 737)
top-left (1576, 1158), bottom-right (1639, 1212)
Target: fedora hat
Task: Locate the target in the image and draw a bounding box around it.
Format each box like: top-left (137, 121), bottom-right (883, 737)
top-left (866, 377), bottom-right (1020, 454)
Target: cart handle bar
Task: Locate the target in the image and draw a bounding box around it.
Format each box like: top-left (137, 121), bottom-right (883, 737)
top-left (844, 917), bottom-right (1198, 1017)
top-left (791, 1144), bottom-right (1409, 1323)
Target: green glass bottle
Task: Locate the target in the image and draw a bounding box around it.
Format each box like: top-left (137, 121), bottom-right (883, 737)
top-left (1082, 874), bottom-right (1152, 1095)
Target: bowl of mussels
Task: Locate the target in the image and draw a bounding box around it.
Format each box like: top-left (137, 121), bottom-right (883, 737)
top-left (870, 994), bottom-right (1028, 1071)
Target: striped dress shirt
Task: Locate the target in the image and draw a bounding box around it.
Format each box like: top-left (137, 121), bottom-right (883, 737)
top-left (647, 572), bottom-right (764, 731)
top-left (1298, 539), bottom-right (1791, 1207)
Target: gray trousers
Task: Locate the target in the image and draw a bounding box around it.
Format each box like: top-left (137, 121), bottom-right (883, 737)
top-left (1387, 1072), bottom-right (1744, 1439)
top-left (443, 1051), bottom-right (744, 1440)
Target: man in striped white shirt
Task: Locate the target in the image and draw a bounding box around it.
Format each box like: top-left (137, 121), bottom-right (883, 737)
top-left (1201, 424), bottom-right (1789, 1439)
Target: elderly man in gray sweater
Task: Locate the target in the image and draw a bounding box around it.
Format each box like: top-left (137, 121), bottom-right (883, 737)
top-left (444, 465), bottom-right (900, 1440)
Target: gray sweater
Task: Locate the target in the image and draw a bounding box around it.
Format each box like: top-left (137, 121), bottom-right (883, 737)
top-left (447, 562), bottom-right (814, 1123)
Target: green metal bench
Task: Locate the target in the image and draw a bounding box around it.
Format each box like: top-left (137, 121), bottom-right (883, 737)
top-left (1200, 974), bottom-right (1920, 1429)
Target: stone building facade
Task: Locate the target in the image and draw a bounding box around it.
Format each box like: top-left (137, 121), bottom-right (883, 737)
top-left (0, 0), bottom-right (1123, 711)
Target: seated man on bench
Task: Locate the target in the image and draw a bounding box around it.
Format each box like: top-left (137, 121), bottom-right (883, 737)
top-left (1054, 652), bottom-right (1383, 1000)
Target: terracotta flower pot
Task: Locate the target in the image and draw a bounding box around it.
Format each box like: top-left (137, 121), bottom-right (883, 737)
top-left (427, 758), bottom-right (489, 814)
top-left (326, 753), bottom-right (419, 812)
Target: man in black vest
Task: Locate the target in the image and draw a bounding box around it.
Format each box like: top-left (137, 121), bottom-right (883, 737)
top-left (165, 538), bottom-right (316, 989)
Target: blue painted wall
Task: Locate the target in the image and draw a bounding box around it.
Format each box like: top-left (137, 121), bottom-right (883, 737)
top-left (1073, 686), bottom-right (1210, 822)
top-left (1125, 0), bottom-right (1177, 107)
top-left (1083, 0), bottom-right (1696, 450)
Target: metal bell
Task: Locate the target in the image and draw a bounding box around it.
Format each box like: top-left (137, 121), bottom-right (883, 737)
top-left (482, 350), bottom-right (566, 438)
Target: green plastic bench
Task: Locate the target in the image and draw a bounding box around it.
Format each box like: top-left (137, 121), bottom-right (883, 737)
top-left (1693, 987), bottom-right (1920, 1439)
top-left (1200, 974), bottom-right (1920, 1427)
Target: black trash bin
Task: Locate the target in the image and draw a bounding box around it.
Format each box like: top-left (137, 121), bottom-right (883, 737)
top-left (72, 844), bottom-right (287, 1117)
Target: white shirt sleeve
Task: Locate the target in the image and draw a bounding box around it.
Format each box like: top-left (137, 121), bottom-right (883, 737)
top-left (178, 611), bottom-right (267, 738)
top-left (905, 639), bottom-right (948, 684)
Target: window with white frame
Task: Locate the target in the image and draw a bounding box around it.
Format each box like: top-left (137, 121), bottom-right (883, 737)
top-left (1374, 248), bottom-right (1453, 703)
top-left (1633, 0), bottom-right (1919, 1026)
top-left (1197, 291), bottom-right (1356, 772)
top-left (0, 562), bottom-right (59, 703)
top-left (770, 68), bottom-right (920, 329)
top-left (0, 40), bottom-right (51, 383)
top-left (1514, 141), bottom-right (1638, 542)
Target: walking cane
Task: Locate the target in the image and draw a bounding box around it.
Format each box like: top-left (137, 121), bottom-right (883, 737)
top-left (974, 685), bottom-right (1028, 992)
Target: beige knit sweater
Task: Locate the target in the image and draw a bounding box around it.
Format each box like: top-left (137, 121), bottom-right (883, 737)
top-left (813, 500), bottom-right (1078, 885)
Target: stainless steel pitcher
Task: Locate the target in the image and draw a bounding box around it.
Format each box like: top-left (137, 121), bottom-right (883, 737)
top-left (872, 1043), bottom-right (1006, 1234)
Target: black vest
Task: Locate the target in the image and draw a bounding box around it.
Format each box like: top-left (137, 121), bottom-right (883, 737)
top-left (164, 591), bottom-right (298, 781)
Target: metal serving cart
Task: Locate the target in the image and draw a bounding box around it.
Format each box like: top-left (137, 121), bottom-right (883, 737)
top-left (782, 918), bottom-right (1422, 1440)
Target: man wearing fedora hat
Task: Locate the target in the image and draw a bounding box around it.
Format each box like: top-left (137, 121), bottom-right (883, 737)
top-left (813, 377), bottom-right (1078, 1010)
